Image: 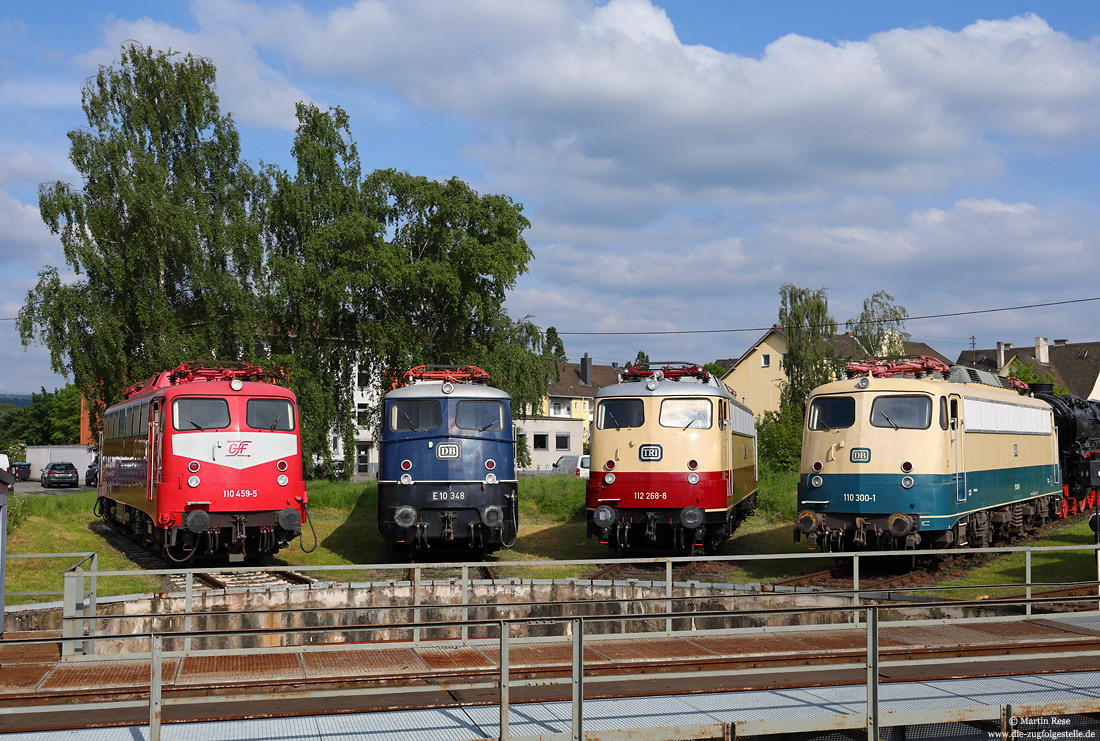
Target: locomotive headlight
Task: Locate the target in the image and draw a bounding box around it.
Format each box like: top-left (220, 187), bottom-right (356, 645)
top-left (188, 461), bottom-right (201, 473)
top-left (485, 459), bottom-right (496, 470)
top-left (646, 379), bottom-right (659, 391)
top-left (901, 461), bottom-right (913, 473)
top-left (277, 507), bottom-right (300, 531)
top-left (687, 473), bottom-right (699, 485)
top-left (680, 506), bottom-right (704, 529)
top-left (810, 474), bottom-right (823, 488)
top-left (888, 512), bottom-right (913, 537)
top-left (485, 472), bottom-right (499, 485)
top-left (603, 472), bottom-right (616, 485)
top-left (277, 460), bottom-right (288, 472)
top-left (857, 376), bottom-right (871, 389)
top-left (277, 474), bottom-right (289, 486)
top-left (400, 473), bottom-right (413, 485)
top-left (901, 476), bottom-right (915, 489)
top-left (394, 505), bottom-right (417, 528)
top-left (796, 510), bottom-right (820, 534)
top-left (687, 459), bottom-right (698, 470)
top-left (481, 505), bottom-right (504, 528)
top-left (812, 461), bottom-right (823, 473)
top-left (230, 379), bottom-right (243, 391)
top-left (593, 504), bottom-right (616, 528)
top-left (400, 460), bottom-right (412, 471)
top-left (185, 509), bottom-right (210, 534)
top-left (187, 475), bottom-right (200, 488)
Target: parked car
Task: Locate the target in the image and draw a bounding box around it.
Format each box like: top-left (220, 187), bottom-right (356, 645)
top-left (85, 458), bottom-right (99, 487)
top-left (552, 454), bottom-right (589, 478)
top-left (11, 462), bottom-right (30, 481)
top-left (41, 461), bottom-right (79, 488)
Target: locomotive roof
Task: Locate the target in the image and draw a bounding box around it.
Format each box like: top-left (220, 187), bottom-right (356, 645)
top-left (385, 381), bottom-right (511, 401)
top-left (595, 376), bottom-right (739, 403)
top-left (116, 379), bottom-right (295, 405)
top-left (810, 374), bottom-right (1051, 407)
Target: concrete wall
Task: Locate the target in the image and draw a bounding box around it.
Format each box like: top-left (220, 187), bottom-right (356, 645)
top-left (24, 445), bottom-right (96, 481)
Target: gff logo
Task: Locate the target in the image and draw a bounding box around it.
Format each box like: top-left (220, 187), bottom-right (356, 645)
top-left (226, 441), bottom-right (253, 457)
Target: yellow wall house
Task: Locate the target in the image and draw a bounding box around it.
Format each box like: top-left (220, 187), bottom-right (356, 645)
top-left (719, 325), bottom-right (788, 416)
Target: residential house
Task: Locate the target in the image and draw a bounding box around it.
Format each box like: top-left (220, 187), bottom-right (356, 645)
top-left (719, 326), bottom-right (950, 416)
top-left (516, 353), bottom-right (621, 472)
top-left (956, 337), bottom-right (1100, 400)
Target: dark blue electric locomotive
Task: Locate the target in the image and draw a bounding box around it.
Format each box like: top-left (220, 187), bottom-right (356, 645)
top-left (378, 365), bottom-right (518, 552)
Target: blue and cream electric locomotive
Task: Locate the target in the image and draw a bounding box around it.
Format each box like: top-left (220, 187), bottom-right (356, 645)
top-left (378, 365), bottom-right (518, 552)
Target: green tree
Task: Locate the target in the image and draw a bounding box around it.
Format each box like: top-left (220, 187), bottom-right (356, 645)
top-left (263, 103), bottom-right (377, 465)
top-left (627, 351), bottom-right (650, 368)
top-left (845, 290), bottom-right (910, 358)
top-left (703, 362), bottom-right (726, 378)
top-left (20, 44), bottom-right (264, 435)
top-left (0, 385), bottom-right (81, 446)
top-left (363, 168), bottom-right (551, 413)
top-left (755, 404), bottom-right (804, 472)
top-left (545, 326), bottom-right (568, 364)
top-left (778, 283), bottom-right (839, 413)
top-left (1004, 357), bottom-right (1069, 395)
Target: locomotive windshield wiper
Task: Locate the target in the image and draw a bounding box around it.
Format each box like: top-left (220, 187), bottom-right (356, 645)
top-left (879, 410), bottom-right (899, 430)
top-left (402, 412), bottom-right (420, 431)
top-left (480, 421), bottom-right (497, 431)
top-left (269, 415), bottom-right (281, 430)
top-left (183, 416), bottom-right (205, 430)
top-left (606, 410), bottom-right (622, 430)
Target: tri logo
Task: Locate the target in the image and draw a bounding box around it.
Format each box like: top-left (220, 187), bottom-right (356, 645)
top-left (639, 444), bottom-right (663, 462)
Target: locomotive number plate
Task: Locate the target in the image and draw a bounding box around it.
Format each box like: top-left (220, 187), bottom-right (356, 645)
top-left (639, 444), bottom-right (663, 462)
top-left (843, 493), bottom-right (876, 502)
top-left (436, 443), bottom-right (461, 460)
top-left (432, 490), bottom-right (466, 501)
top-left (224, 489), bottom-right (259, 498)
top-left (636, 492), bottom-right (667, 500)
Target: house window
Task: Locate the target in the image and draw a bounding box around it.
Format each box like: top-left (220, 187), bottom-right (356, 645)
top-left (533, 433), bottom-right (549, 450)
top-left (553, 402), bottom-right (562, 415)
top-left (357, 369), bottom-right (370, 387)
top-left (761, 354), bottom-right (771, 368)
top-left (556, 433), bottom-right (570, 450)
top-left (357, 404), bottom-right (370, 428)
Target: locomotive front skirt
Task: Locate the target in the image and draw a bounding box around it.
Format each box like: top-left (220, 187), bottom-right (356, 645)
top-left (378, 376), bottom-right (518, 551)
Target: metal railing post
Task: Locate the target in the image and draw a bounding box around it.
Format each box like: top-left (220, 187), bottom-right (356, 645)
top-left (150, 634), bottom-right (163, 741)
top-left (185, 573), bottom-right (194, 652)
top-left (414, 566), bottom-right (422, 644)
top-left (499, 620), bottom-right (509, 740)
top-left (462, 565), bottom-right (470, 644)
top-left (1025, 549), bottom-right (1032, 618)
top-left (572, 617), bottom-right (584, 740)
top-left (61, 567), bottom-right (82, 658)
top-left (852, 553), bottom-right (861, 624)
top-left (866, 606), bottom-right (879, 741)
top-left (87, 553), bottom-right (97, 655)
top-left (665, 560), bottom-right (673, 634)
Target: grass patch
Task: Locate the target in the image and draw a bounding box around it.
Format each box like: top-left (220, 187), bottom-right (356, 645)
top-left (757, 468), bottom-right (798, 519)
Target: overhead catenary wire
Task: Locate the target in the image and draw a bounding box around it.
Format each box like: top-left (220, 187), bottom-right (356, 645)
top-left (553, 296), bottom-right (1100, 336)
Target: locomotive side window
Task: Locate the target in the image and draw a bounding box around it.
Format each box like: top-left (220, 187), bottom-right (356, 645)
top-left (173, 398), bottom-right (231, 431)
top-left (247, 398), bottom-right (297, 431)
top-left (659, 398), bottom-right (712, 429)
top-left (390, 400), bottom-right (442, 432)
top-left (808, 396), bottom-right (855, 430)
top-left (870, 395), bottom-right (932, 429)
top-left (596, 398), bottom-right (644, 429)
top-left (940, 396), bottom-right (949, 430)
top-left (456, 401), bottom-right (504, 431)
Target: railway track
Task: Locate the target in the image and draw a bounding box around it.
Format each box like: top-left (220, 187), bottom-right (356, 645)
top-left (91, 521), bottom-right (318, 591)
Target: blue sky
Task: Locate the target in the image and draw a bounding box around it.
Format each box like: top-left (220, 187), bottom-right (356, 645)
top-left (2, 1), bottom-right (1100, 393)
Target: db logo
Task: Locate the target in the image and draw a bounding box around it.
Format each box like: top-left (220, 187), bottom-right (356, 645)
top-left (850, 447), bottom-right (871, 463)
top-left (639, 444), bottom-right (663, 462)
top-left (226, 441), bottom-right (253, 457)
top-left (436, 443), bottom-right (460, 460)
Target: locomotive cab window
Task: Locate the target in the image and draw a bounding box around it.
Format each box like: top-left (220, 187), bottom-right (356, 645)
top-left (596, 398), bottom-right (644, 430)
top-left (456, 401), bottom-right (504, 431)
top-left (659, 398), bottom-right (712, 429)
top-left (246, 398), bottom-right (296, 431)
top-left (808, 396), bottom-right (855, 431)
top-left (870, 395), bottom-right (932, 429)
top-left (173, 398), bottom-right (231, 431)
top-left (390, 400), bottom-right (442, 432)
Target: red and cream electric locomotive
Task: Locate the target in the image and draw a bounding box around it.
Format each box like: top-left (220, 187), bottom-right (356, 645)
top-left (94, 362), bottom-right (308, 562)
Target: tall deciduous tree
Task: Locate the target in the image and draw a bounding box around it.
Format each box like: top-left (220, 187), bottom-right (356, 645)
top-left (20, 44), bottom-right (264, 433)
top-left (363, 168), bottom-right (552, 413)
top-left (263, 103), bottom-right (378, 466)
top-left (778, 283), bottom-right (839, 413)
top-left (845, 290), bottom-right (910, 358)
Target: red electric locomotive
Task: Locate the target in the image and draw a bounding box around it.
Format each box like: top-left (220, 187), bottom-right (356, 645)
top-left (94, 362), bottom-right (309, 562)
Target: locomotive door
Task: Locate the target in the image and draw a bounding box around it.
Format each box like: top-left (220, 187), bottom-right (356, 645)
top-left (949, 395), bottom-right (966, 502)
top-left (720, 400), bottom-right (732, 500)
top-left (148, 400), bottom-right (163, 501)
